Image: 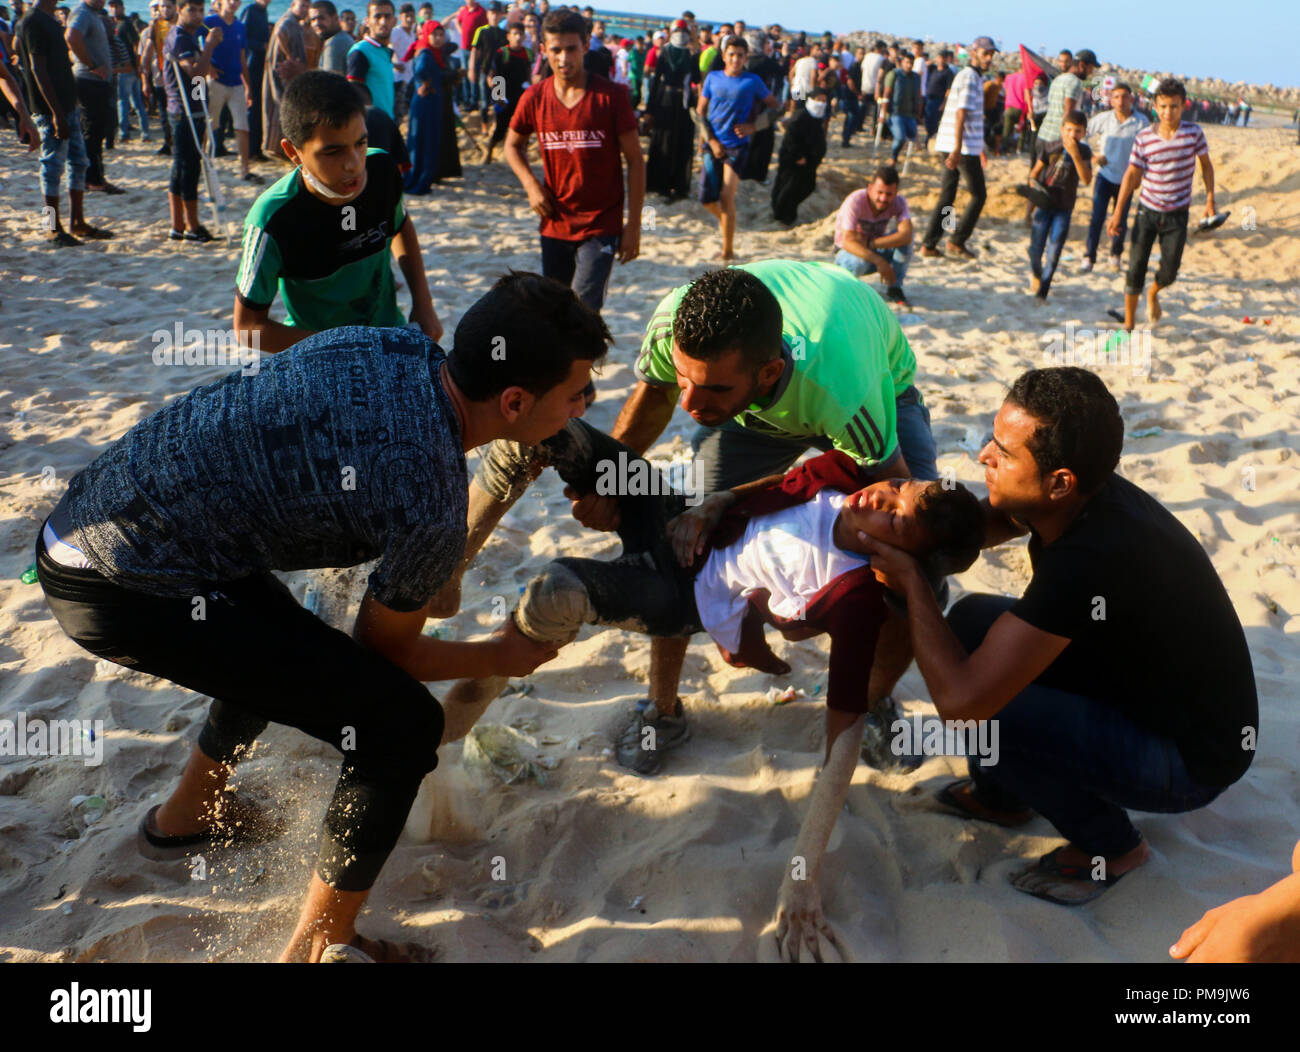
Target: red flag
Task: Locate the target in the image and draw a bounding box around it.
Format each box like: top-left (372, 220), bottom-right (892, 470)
top-left (1019, 45), bottom-right (1060, 83)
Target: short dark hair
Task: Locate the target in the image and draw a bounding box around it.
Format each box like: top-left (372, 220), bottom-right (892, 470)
top-left (310, 0), bottom-right (337, 14)
top-left (1113, 81), bottom-right (1132, 94)
top-left (281, 70), bottom-right (365, 146)
top-left (913, 481), bottom-right (984, 577)
top-left (1064, 109), bottom-right (1087, 128)
top-left (367, 0), bottom-right (393, 12)
top-left (673, 269), bottom-right (782, 370)
top-left (871, 164), bottom-right (899, 186)
top-left (448, 272), bottom-right (611, 401)
top-left (542, 8), bottom-right (587, 39)
top-left (399, 2), bottom-right (414, 13)
top-left (1154, 77), bottom-right (1186, 101)
top-left (723, 34), bottom-right (747, 52)
top-left (1005, 367), bottom-right (1123, 495)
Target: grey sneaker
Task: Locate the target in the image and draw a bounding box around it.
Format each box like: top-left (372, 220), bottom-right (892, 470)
top-left (860, 695), bottom-right (922, 772)
top-left (319, 943), bottom-right (374, 963)
top-left (615, 700), bottom-right (690, 775)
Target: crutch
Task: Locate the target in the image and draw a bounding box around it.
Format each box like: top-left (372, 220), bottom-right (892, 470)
top-left (873, 102), bottom-right (884, 157)
top-left (170, 57), bottom-right (230, 239)
top-left (902, 138), bottom-right (914, 176)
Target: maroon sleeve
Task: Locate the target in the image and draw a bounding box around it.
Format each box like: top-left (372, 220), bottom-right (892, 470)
top-left (821, 580), bottom-right (887, 714)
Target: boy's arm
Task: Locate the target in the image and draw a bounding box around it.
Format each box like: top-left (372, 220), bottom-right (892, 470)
top-left (390, 214), bottom-right (444, 342)
top-left (233, 297), bottom-right (315, 353)
top-left (1064, 138), bottom-right (1091, 185)
top-left (617, 126), bottom-right (644, 263)
top-left (503, 124), bottom-right (556, 218)
top-left (1198, 151), bottom-right (1216, 216)
top-left (1109, 161), bottom-right (1142, 236)
top-left (772, 708), bottom-right (863, 962)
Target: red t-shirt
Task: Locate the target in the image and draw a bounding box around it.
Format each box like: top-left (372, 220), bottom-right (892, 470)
top-left (455, 4), bottom-right (488, 50)
top-left (510, 74), bottom-right (637, 241)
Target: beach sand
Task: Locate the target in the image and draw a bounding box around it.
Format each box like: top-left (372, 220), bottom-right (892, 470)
top-left (0, 121), bottom-right (1297, 962)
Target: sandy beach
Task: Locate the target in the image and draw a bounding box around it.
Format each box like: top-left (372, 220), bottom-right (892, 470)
top-left (1, 119), bottom-right (1297, 963)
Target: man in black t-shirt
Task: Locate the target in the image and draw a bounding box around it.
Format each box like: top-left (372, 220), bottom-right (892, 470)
top-left (18, 0), bottom-right (113, 244)
top-left (861, 368), bottom-right (1257, 907)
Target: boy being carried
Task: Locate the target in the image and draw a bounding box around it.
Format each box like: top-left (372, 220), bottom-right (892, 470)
top-left (440, 419), bottom-right (983, 958)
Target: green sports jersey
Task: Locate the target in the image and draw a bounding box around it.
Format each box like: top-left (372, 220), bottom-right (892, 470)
top-left (235, 148), bottom-right (407, 331)
top-left (633, 260), bottom-right (918, 467)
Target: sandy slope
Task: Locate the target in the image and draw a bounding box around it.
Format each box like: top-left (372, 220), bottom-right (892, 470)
top-left (0, 121), bottom-right (1296, 962)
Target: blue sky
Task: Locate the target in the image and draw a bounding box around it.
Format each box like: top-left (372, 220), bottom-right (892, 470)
top-left (625, 0), bottom-right (1294, 89)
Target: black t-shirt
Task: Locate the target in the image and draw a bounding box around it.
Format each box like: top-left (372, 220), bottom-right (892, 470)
top-left (473, 23), bottom-right (507, 63)
top-left (365, 106), bottom-right (410, 170)
top-left (926, 64), bottom-right (953, 100)
top-left (491, 45), bottom-right (531, 101)
top-left (1011, 473), bottom-right (1257, 787)
top-left (1035, 137), bottom-right (1092, 212)
top-left (583, 44), bottom-right (613, 79)
top-left (18, 9), bottom-right (77, 118)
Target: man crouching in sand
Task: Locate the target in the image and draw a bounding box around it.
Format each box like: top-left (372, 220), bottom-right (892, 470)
top-left (438, 418), bottom-right (984, 961)
top-left (36, 273), bottom-right (608, 962)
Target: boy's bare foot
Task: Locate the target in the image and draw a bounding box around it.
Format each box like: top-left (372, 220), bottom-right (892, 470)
top-left (1147, 285), bottom-right (1162, 322)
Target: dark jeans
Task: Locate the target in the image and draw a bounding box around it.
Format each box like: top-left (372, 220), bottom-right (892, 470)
top-left (1029, 205), bottom-right (1072, 296)
top-left (35, 533), bottom-right (442, 891)
top-left (540, 233), bottom-right (620, 313)
top-left (524, 419), bottom-right (700, 639)
top-left (948, 595), bottom-right (1224, 858)
top-left (1085, 173), bottom-right (1131, 263)
top-left (76, 75), bottom-right (113, 185)
top-left (922, 95), bottom-right (943, 137)
top-left (169, 114), bottom-right (204, 199)
top-left (1125, 203), bottom-right (1188, 295)
top-left (924, 153), bottom-right (986, 249)
top-left (840, 90), bottom-right (860, 145)
top-left (152, 84), bottom-right (173, 148)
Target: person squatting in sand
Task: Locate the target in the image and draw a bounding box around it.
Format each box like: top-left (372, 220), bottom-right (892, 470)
top-left (35, 273), bottom-right (609, 962)
top-left (426, 260), bottom-right (941, 774)
top-left (859, 368), bottom-right (1258, 906)
top-left (234, 70), bottom-right (443, 351)
top-left (440, 420), bottom-right (982, 960)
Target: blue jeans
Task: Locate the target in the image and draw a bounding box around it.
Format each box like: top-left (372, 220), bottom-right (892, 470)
top-left (540, 233), bottom-right (620, 313)
top-left (947, 595), bottom-right (1225, 858)
top-left (1029, 205), bottom-right (1071, 296)
top-left (834, 244), bottom-right (912, 290)
top-left (839, 90), bottom-right (860, 145)
top-left (1085, 173), bottom-right (1130, 263)
top-left (116, 71), bottom-right (150, 138)
top-left (459, 50), bottom-right (476, 104)
top-left (888, 115), bottom-right (917, 162)
top-left (34, 110), bottom-right (90, 197)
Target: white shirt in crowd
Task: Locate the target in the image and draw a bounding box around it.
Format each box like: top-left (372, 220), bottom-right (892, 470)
top-left (390, 23), bottom-right (415, 83)
top-left (934, 64), bottom-right (984, 155)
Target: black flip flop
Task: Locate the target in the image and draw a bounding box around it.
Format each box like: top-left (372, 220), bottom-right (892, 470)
top-left (137, 797), bottom-right (283, 861)
top-left (1195, 210), bottom-right (1230, 233)
top-left (1009, 844), bottom-right (1134, 906)
top-left (935, 777), bottom-right (1035, 827)
top-left (1106, 308), bottom-right (1126, 323)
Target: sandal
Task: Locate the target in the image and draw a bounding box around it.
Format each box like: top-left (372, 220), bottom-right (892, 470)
top-left (935, 777), bottom-right (1035, 827)
top-left (136, 793), bottom-right (285, 861)
top-left (1009, 844), bottom-right (1137, 906)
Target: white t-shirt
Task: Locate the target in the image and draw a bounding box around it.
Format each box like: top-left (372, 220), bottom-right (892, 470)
top-left (390, 25), bottom-right (415, 83)
top-left (693, 490), bottom-right (868, 652)
top-left (934, 65), bottom-right (984, 155)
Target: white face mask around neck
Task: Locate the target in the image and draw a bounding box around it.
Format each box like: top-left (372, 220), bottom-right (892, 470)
top-left (297, 162), bottom-right (365, 201)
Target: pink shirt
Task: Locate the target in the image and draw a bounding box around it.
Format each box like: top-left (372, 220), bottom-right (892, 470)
top-left (834, 189), bottom-right (911, 249)
top-left (1003, 71), bottom-right (1029, 113)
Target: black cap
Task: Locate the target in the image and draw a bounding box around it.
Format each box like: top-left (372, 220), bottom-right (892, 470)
top-left (1076, 48), bottom-right (1098, 66)
top-left (489, 0), bottom-right (504, 11)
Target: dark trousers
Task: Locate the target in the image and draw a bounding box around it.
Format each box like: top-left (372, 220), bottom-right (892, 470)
top-left (169, 114), bottom-right (205, 199)
top-left (540, 233), bottom-right (619, 313)
top-left (152, 84), bottom-right (173, 149)
top-left (1085, 173), bottom-right (1133, 263)
top-left (922, 94), bottom-right (942, 136)
top-left (247, 47), bottom-right (265, 153)
top-left (36, 534), bottom-right (442, 892)
top-left (1125, 204), bottom-right (1189, 295)
top-left (839, 90), bottom-right (860, 145)
top-left (924, 153), bottom-right (986, 249)
top-left (948, 594), bottom-right (1223, 858)
top-left (76, 75), bottom-right (114, 185)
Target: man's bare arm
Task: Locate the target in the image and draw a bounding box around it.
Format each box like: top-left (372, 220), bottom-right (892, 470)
top-left (610, 379), bottom-right (678, 454)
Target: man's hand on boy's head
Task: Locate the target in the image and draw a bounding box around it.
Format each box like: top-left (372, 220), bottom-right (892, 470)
top-left (855, 529), bottom-right (921, 593)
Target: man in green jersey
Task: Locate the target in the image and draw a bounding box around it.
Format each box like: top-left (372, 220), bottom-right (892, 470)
top-left (429, 260), bottom-right (939, 772)
top-left (233, 69), bottom-right (443, 352)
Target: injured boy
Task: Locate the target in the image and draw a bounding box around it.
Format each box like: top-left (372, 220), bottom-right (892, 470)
top-left (438, 419), bottom-right (982, 959)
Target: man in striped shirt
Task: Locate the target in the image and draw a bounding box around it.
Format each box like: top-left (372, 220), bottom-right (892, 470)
top-left (921, 35), bottom-right (995, 260)
top-left (1109, 77), bottom-right (1217, 331)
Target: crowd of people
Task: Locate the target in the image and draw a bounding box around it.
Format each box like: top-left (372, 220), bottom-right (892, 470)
top-left (6, 3), bottom-right (1294, 966)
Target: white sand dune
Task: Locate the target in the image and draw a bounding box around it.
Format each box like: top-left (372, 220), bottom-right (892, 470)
top-left (0, 123), bottom-right (1296, 962)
